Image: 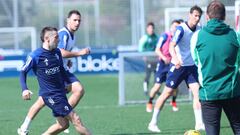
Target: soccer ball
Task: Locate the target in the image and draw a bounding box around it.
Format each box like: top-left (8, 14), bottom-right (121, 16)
top-left (184, 130), bottom-right (201, 135)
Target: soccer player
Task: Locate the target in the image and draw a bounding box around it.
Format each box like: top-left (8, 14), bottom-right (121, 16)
top-left (191, 1), bottom-right (240, 135)
top-left (146, 19), bottom-right (181, 113)
top-left (138, 22), bottom-right (158, 94)
top-left (57, 10), bottom-right (90, 110)
top-left (148, 5), bottom-right (205, 133)
top-left (17, 10), bottom-right (89, 134)
top-left (18, 26), bottom-right (91, 135)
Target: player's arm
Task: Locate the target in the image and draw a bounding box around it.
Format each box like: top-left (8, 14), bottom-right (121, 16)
top-left (59, 48), bottom-right (90, 58)
top-left (58, 32), bottom-right (90, 58)
top-left (138, 35), bottom-right (147, 52)
top-left (155, 33), bottom-right (170, 64)
top-left (169, 26), bottom-right (184, 69)
top-left (190, 30), bottom-right (200, 66)
top-left (19, 55), bottom-right (34, 100)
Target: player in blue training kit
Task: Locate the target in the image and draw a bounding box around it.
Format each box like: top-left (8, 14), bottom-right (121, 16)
top-left (18, 27), bottom-right (91, 135)
top-left (17, 10), bottom-right (90, 134)
top-left (148, 6), bottom-right (205, 133)
top-left (58, 22), bottom-right (87, 92)
top-left (146, 19), bottom-right (181, 113)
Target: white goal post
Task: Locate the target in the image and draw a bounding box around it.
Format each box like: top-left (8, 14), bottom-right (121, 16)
top-left (0, 27), bottom-right (37, 51)
top-left (118, 52), bottom-right (156, 105)
top-left (118, 52), bottom-right (191, 106)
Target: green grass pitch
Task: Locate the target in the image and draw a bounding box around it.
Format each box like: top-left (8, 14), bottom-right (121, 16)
top-left (0, 74), bottom-right (233, 135)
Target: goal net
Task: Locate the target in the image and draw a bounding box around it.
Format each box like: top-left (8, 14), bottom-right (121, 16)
top-left (118, 52), bottom-right (191, 105)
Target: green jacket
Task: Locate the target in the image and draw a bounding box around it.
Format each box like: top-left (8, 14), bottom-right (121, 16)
top-left (236, 32), bottom-right (240, 66)
top-left (138, 33), bottom-right (158, 52)
top-left (191, 19), bottom-right (240, 101)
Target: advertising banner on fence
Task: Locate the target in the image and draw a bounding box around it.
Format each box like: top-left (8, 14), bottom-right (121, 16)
top-left (0, 50), bottom-right (119, 77)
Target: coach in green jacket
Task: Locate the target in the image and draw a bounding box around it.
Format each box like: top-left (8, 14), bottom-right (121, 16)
top-left (191, 1), bottom-right (240, 135)
top-left (138, 22), bottom-right (158, 94)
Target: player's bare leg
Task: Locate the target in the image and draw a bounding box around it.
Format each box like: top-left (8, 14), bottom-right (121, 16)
top-left (64, 81), bottom-right (84, 133)
top-left (146, 83), bottom-right (161, 112)
top-left (189, 83), bottom-right (205, 130)
top-left (67, 81), bottom-right (85, 108)
top-left (154, 86), bottom-right (173, 111)
top-left (148, 86), bottom-right (173, 133)
top-left (67, 111), bottom-right (91, 135)
top-left (149, 83), bottom-right (161, 99)
top-left (27, 97), bottom-right (45, 119)
top-left (42, 117), bottom-right (69, 135)
top-left (18, 97), bottom-right (45, 134)
top-left (171, 89), bottom-right (179, 111)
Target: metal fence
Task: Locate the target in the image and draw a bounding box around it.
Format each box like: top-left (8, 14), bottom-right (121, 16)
top-left (0, 0), bottom-right (236, 50)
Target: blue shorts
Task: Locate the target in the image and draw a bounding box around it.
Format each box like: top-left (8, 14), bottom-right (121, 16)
top-left (64, 70), bottom-right (79, 86)
top-left (165, 64), bottom-right (198, 89)
top-left (42, 95), bottom-right (73, 117)
top-left (155, 60), bottom-right (170, 83)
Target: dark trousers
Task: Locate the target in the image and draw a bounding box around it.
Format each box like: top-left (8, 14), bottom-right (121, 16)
top-left (201, 97), bottom-right (240, 135)
top-left (144, 61), bottom-right (157, 83)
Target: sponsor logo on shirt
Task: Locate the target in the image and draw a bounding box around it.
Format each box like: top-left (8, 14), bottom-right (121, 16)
top-left (64, 106), bottom-right (69, 111)
top-left (48, 97), bottom-right (55, 105)
top-left (44, 58), bottom-right (48, 66)
top-left (55, 54), bottom-right (59, 60)
top-left (45, 66), bottom-right (60, 75)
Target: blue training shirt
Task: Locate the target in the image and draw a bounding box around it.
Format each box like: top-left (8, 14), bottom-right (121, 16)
top-left (156, 33), bottom-right (168, 49)
top-left (58, 27), bottom-right (76, 70)
top-left (171, 26), bottom-right (184, 44)
top-left (171, 22), bottom-right (201, 66)
top-left (19, 48), bottom-right (70, 97)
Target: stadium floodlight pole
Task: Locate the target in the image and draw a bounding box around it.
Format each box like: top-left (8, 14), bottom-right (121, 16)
top-left (13, 0), bottom-right (19, 50)
top-left (94, 0), bottom-right (100, 46)
top-left (130, 0), bottom-right (145, 46)
top-left (84, 13), bottom-right (90, 46)
top-left (58, 0), bottom-right (64, 29)
top-left (139, 0), bottom-right (145, 37)
top-left (131, 0), bottom-right (137, 46)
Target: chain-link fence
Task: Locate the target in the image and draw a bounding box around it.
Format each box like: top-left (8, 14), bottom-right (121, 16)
top-left (0, 0), bottom-right (236, 50)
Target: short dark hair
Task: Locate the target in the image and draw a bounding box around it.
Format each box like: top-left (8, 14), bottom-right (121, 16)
top-left (147, 22), bottom-right (155, 28)
top-left (177, 19), bottom-right (184, 23)
top-left (68, 10), bottom-right (81, 18)
top-left (171, 19), bottom-right (181, 24)
top-left (40, 27), bottom-right (58, 42)
top-left (207, 1), bottom-right (225, 20)
top-left (190, 5), bottom-right (203, 16)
